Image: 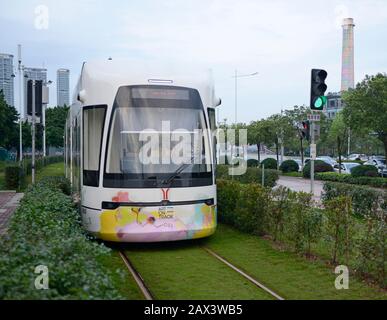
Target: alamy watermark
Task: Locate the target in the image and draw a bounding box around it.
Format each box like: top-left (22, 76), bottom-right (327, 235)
top-left (127, 122), bottom-right (248, 175)
top-left (334, 265), bottom-right (349, 290)
top-left (34, 265), bottom-right (49, 290)
top-left (34, 5), bottom-right (49, 30)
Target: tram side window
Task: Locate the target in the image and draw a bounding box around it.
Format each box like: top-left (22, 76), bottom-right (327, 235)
top-left (83, 106), bottom-right (106, 186)
top-left (207, 108), bottom-right (217, 165)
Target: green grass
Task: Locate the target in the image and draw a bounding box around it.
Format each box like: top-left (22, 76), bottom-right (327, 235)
top-left (280, 172), bottom-right (303, 177)
top-left (98, 251), bottom-right (145, 300)
top-left (121, 241), bottom-right (274, 300)
top-left (26, 162), bottom-right (65, 185)
top-left (203, 224), bottom-right (386, 300)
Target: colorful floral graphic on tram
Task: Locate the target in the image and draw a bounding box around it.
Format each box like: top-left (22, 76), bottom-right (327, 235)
top-left (98, 203), bottom-right (216, 242)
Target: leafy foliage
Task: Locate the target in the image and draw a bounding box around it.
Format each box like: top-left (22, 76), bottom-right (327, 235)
top-left (323, 196), bottom-right (354, 264)
top-left (279, 159), bottom-right (299, 173)
top-left (4, 165), bottom-right (25, 190)
top-left (342, 73), bottom-right (387, 157)
top-left (0, 178), bottom-right (125, 299)
top-left (261, 158), bottom-right (277, 170)
top-left (0, 92), bottom-right (19, 150)
top-left (316, 172), bottom-right (387, 189)
top-left (216, 164), bottom-right (279, 187)
top-left (351, 165), bottom-right (379, 178)
top-left (322, 181), bottom-right (383, 218)
top-left (302, 160), bottom-right (333, 178)
top-left (46, 106), bottom-right (69, 147)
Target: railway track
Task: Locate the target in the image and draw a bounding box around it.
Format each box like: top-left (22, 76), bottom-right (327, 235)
top-left (119, 246), bottom-right (284, 300)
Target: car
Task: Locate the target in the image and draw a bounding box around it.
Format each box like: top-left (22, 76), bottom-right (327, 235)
top-left (293, 159), bottom-right (303, 171)
top-left (346, 153), bottom-right (368, 161)
top-left (316, 157), bottom-right (337, 168)
top-left (333, 162), bottom-right (360, 174)
top-left (364, 157), bottom-right (387, 177)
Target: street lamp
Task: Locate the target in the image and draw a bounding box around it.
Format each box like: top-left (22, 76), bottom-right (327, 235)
top-left (42, 80), bottom-right (52, 157)
top-left (232, 70), bottom-right (258, 124)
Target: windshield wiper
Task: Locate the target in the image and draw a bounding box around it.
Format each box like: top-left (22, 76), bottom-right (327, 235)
top-left (161, 156), bottom-right (195, 186)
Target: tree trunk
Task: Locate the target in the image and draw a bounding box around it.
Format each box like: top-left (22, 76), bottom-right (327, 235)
top-left (275, 141), bottom-right (279, 170)
top-left (257, 142), bottom-right (261, 164)
top-left (300, 137), bottom-right (304, 170)
top-left (337, 136), bottom-right (342, 174)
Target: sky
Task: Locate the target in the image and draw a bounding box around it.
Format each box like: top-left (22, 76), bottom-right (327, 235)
top-left (1, 0), bottom-right (386, 124)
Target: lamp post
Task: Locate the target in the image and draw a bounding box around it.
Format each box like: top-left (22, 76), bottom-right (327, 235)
top-left (42, 80), bottom-right (52, 156)
top-left (232, 70), bottom-right (258, 124)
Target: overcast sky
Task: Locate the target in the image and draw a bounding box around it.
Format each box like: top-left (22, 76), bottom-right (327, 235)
top-left (1, 0), bottom-right (386, 123)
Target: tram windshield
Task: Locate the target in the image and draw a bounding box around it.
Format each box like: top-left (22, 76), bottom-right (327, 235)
top-left (104, 86), bottom-right (213, 188)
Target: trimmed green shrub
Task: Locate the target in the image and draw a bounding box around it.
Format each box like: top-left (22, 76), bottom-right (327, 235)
top-left (247, 159), bottom-right (259, 167)
top-left (261, 157), bottom-right (278, 169)
top-left (302, 160), bottom-right (333, 178)
top-left (351, 165), bottom-right (378, 178)
top-left (216, 179), bottom-right (240, 225)
top-left (0, 178), bottom-right (124, 299)
top-left (236, 183), bottom-right (270, 235)
top-left (324, 196), bottom-right (354, 264)
top-left (356, 216), bottom-right (386, 288)
top-left (4, 165), bottom-right (25, 190)
top-left (216, 179), bottom-right (269, 235)
top-left (316, 172), bottom-right (387, 189)
top-left (216, 165), bottom-right (279, 187)
top-left (322, 181), bottom-right (383, 218)
top-left (280, 159), bottom-right (299, 173)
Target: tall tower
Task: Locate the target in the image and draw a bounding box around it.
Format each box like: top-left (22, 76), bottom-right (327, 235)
top-left (341, 18), bottom-right (355, 91)
top-left (57, 69), bottom-right (70, 106)
top-left (0, 53), bottom-right (15, 107)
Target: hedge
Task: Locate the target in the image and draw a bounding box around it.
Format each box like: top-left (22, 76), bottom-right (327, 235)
top-left (261, 158), bottom-right (278, 169)
top-left (217, 180), bottom-right (386, 287)
top-left (247, 159), bottom-right (259, 167)
top-left (316, 172), bottom-right (387, 189)
top-left (216, 164), bottom-right (279, 187)
top-left (4, 166), bottom-right (25, 190)
top-left (280, 159), bottom-right (299, 173)
top-left (3, 156), bottom-right (64, 190)
top-left (322, 181), bottom-right (385, 218)
top-left (216, 179), bottom-right (269, 235)
top-left (0, 177), bottom-right (125, 299)
top-left (351, 165), bottom-right (379, 178)
top-left (302, 160), bottom-right (333, 178)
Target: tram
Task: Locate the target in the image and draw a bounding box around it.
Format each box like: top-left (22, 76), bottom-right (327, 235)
top-left (65, 60), bottom-right (221, 242)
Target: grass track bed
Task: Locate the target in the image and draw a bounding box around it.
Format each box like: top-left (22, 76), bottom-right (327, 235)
top-left (204, 224), bottom-right (387, 300)
top-left (121, 241), bottom-right (274, 300)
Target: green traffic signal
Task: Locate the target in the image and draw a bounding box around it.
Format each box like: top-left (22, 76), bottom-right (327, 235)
top-left (313, 96), bottom-right (327, 109)
top-left (310, 69), bottom-right (328, 110)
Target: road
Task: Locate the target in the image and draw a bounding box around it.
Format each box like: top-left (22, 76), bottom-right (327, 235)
top-left (276, 176), bottom-right (324, 202)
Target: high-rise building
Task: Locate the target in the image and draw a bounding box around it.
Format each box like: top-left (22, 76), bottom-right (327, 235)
top-left (57, 68), bottom-right (70, 106)
top-left (23, 67), bottom-right (47, 118)
top-left (0, 53), bottom-right (15, 107)
top-left (341, 18), bottom-right (355, 91)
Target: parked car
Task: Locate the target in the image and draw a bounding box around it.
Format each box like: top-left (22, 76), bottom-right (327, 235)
top-left (364, 157), bottom-right (387, 177)
top-left (333, 162), bottom-right (360, 174)
top-left (316, 156), bottom-right (337, 168)
top-left (346, 153), bottom-right (368, 161)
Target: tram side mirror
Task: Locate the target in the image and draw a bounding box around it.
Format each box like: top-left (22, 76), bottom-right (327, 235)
top-left (214, 97), bottom-right (222, 107)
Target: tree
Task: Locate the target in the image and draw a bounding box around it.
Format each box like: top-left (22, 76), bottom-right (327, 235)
top-left (342, 73), bottom-right (387, 157)
top-left (46, 105), bottom-right (69, 147)
top-left (0, 91), bottom-right (19, 150)
top-left (327, 112), bottom-right (348, 173)
top-left (247, 120), bottom-right (266, 163)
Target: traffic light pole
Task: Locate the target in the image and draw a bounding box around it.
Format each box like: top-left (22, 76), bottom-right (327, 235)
top-left (31, 80), bottom-right (36, 184)
top-left (310, 119), bottom-right (315, 194)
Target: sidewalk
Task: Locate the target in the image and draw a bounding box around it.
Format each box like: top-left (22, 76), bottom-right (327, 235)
top-left (276, 176), bottom-right (324, 203)
top-left (0, 191), bottom-right (24, 235)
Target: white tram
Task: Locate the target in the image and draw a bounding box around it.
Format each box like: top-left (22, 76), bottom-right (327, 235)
top-left (65, 60), bottom-right (220, 242)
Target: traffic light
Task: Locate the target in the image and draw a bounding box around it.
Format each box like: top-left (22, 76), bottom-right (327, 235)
top-left (310, 69), bottom-right (328, 110)
top-left (301, 121), bottom-right (310, 141)
top-left (27, 80), bottom-right (43, 117)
